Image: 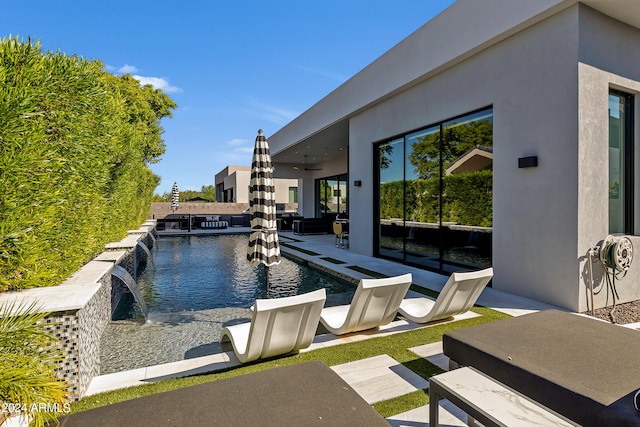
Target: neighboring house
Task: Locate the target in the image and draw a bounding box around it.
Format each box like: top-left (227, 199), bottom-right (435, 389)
top-left (214, 165), bottom-right (299, 207)
top-left (266, 0), bottom-right (640, 312)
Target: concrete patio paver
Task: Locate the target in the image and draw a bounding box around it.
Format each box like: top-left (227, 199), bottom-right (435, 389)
top-left (387, 400), bottom-right (467, 427)
top-left (409, 341), bottom-right (450, 371)
top-left (331, 354), bottom-right (429, 404)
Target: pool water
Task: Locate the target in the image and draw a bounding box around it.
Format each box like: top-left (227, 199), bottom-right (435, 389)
top-left (100, 234), bottom-right (355, 374)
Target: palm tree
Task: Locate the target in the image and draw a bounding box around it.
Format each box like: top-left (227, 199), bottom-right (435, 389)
top-left (0, 302), bottom-right (68, 427)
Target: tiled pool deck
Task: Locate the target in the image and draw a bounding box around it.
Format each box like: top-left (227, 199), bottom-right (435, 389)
top-left (81, 227), bottom-right (575, 425)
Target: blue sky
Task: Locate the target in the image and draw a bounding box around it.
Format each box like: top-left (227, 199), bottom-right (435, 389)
top-left (1, 0), bottom-right (454, 195)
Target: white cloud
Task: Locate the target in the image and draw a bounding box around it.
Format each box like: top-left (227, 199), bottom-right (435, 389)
top-left (118, 64), bottom-right (139, 74)
top-left (248, 101), bottom-right (300, 125)
top-left (132, 75), bottom-right (182, 93)
top-left (297, 64), bottom-right (346, 82)
top-left (226, 138), bottom-right (253, 154)
top-left (234, 146), bottom-right (254, 154)
top-left (227, 138), bottom-right (248, 146)
top-left (108, 64), bottom-right (182, 93)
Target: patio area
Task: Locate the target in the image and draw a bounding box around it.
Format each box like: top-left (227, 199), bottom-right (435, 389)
top-left (74, 227), bottom-right (579, 425)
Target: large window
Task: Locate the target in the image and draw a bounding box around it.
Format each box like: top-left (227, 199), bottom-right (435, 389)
top-left (288, 186), bottom-right (298, 203)
top-left (316, 174), bottom-right (348, 218)
top-left (609, 90), bottom-right (634, 234)
top-left (375, 107), bottom-right (493, 273)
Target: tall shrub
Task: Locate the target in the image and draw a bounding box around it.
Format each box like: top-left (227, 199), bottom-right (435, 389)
top-left (0, 37), bottom-right (176, 291)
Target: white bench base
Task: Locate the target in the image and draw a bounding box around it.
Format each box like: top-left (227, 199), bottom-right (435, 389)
top-left (429, 367), bottom-right (578, 426)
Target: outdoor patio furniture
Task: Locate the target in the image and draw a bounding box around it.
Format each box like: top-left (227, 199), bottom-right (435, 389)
top-left (442, 309), bottom-right (640, 426)
top-left (293, 217), bottom-right (330, 235)
top-left (429, 366), bottom-right (577, 427)
top-left (230, 215), bottom-right (246, 227)
top-left (56, 361), bottom-right (389, 427)
top-left (398, 267), bottom-right (493, 324)
top-left (220, 289), bottom-right (326, 363)
top-left (333, 221), bottom-right (349, 248)
top-left (195, 215), bottom-right (228, 229)
top-left (319, 273), bottom-right (412, 335)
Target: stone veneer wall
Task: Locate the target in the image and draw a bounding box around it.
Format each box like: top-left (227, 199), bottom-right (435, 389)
top-left (0, 221), bottom-right (157, 401)
top-left (43, 274), bottom-right (112, 400)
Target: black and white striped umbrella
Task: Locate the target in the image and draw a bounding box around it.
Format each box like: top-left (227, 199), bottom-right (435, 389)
top-left (247, 129), bottom-right (281, 293)
top-left (170, 182), bottom-right (180, 212)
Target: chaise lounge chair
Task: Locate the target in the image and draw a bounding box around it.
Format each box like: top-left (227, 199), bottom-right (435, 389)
top-left (398, 267), bottom-right (493, 324)
top-left (319, 273), bottom-right (412, 335)
top-left (220, 289), bottom-right (327, 363)
top-left (220, 289), bottom-right (326, 363)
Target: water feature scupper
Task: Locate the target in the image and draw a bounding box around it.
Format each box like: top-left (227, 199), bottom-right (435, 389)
top-left (136, 240), bottom-right (155, 269)
top-left (111, 265), bottom-right (149, 322)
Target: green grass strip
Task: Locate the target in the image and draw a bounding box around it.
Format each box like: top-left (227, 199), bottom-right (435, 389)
top-left (346, 266), bottom-right (389, 278)
top-left (319, 257), bottom-right (346, 265)
top-left (279, 242), bottom-right (321, 256)
top-left (373, 389), bottom-right (429, 418)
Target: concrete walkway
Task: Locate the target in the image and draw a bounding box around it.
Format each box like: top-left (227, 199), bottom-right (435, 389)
top-left (87, 228), bottom-right (567, 425)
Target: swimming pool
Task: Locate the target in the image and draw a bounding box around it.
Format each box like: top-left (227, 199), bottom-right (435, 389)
top-left (100, 234), bottom-right (355, 374)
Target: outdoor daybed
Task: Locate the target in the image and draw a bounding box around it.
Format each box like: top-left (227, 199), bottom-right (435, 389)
top-left (442, 309), bottom-right (640, 426)
top-left (56, 361), bottom-right (388, 426)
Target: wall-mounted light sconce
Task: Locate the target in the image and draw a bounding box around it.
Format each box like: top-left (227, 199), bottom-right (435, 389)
top-left (354, 180), bottom-right (362, 187)
top-left (518, 156), bottom-right (538, 168)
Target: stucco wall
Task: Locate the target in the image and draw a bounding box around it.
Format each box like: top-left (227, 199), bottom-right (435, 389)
top-left (577, 69), bottom-right (640, 311)
top-left (574, 6), bottom-right (640, 311)
top-left (347, 5), bottom-right (640, 311)
top-left (350, 5), bottom-right (582, 309)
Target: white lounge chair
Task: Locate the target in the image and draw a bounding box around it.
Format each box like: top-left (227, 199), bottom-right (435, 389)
top-left (220, 288), bottom-right (326, 363)
top-left (319, 273), bottom-right (412, 335)
top-left (398, 267), bottom-right (493, 324)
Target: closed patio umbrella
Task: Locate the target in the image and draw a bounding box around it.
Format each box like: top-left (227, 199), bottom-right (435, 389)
top-left (247, 129), bottom-right (281, 295)
top-left (171, 182), bottom-right (180, 213)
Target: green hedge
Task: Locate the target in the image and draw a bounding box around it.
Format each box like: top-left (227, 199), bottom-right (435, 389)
top-left (380, 170), bottom-right (492, 226)
top-left (0, 37), bottom-right (176, 291)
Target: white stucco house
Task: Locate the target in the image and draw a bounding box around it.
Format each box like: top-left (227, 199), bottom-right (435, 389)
top-left (266, 0), bottom-right (640, 312)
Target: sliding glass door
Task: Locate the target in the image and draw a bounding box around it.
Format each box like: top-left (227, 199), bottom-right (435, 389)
top-left (316, 174), bottom-right (348, 219)
top-left (376, 107), bottom-right (493, 273)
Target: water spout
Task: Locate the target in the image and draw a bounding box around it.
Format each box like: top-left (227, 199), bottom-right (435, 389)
top-left (112, 265), bottom-right (149, 322)
top-left (137, 240), bottom-right (155, 269)
top-left (147, 231), bottom-right (158, 250)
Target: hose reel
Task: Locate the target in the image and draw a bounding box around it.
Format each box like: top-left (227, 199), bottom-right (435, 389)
top-left (600, 235), bottom-right (634, 274)
top-left (588, 235), bottom-right (634, 321)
